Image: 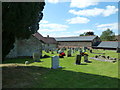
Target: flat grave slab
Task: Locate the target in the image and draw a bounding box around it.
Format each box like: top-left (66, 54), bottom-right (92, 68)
top-left (90, 57), bottom-right (116, 63)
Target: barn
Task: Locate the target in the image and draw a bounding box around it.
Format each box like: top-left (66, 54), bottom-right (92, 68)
top-left (55, 36), bottom-right (101, 48)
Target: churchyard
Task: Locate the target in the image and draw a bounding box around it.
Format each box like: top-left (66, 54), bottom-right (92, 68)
top-left (2, 49), bottom-right (119, 88)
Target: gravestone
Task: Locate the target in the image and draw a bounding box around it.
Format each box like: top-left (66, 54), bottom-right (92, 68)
top-left (33, 52), bottom-right (40, 62)
top-left (79, 49), bottom-right (82, 54)
top-left (51, 56), bottom-right (59, 69)
top-left (67, 49), bottom-right (71, 57)
top-left (71, 49), bottom-right (74, 54)
top-left (116, 47), bottom-right (120, 53)
top-left (101, 55), bottom-right (106, 58)
top-left (84, 55), bottom-right (88, 62)
top-left (95, 55), bottom-right (98, 58)
top-left (84, 55), bottom-right (91, 63)
top-left (73, 49), bottom-right (75, 53)
top-left (76, 54), bottom-right (81, 65)
top-left (46, 49), bottom-right (49, 53)
top-left (83, 47), bottom-right (86, 52)
top-left (90, 49), bottom-right (92, 53)
top-left (107, 56), bottom-right (110, 59)
top-left (58, 50), bottom-right (63, 54)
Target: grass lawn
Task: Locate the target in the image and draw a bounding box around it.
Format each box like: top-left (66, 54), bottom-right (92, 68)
top-left (2, 49), bottom-right (119, 88)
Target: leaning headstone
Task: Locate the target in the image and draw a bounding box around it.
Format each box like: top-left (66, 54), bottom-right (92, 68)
top-left (67, 49), bottom-right (71, 57)
top-left (51, 56), bottom-right (59, 69)
top-left (33, 52), bottom-right (40, 62)
top-left (76, 54), bottom-right (81, 65)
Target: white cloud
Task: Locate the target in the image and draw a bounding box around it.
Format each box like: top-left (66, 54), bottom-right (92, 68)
top-left (47, 0), bottom-right (59, 3)
top-left (102, 6), bottom-right (118, 16)
top-left (69, 5), bottom-right (118, 17)
top-left (96, 23), bottom-right (118, 31)
top-left (39, 23), bottom-right (69, 32)
top-left (39, 20), bottom-right (49, 24)
top-left (70, 0), bottom-right (99, 8)
top-left (66, 17), bottom-right (90, 24)
top-left (38, 32), bottom-right (76, 37)
top-left (74, 29), bottom-right (94, 34)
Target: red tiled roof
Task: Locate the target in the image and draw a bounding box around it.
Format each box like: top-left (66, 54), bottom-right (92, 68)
top-left (44, 37), bottom-right (57, 44)
top-left (33, 32), bottom-right (57, 44)
top-left (32, 32), bottom-right (46, 43)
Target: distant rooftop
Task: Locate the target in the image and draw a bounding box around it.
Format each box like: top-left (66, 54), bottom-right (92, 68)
top-left (96, 41), bottom-right (120, 49)
top-left (55, 36), bottom-right (97, 42)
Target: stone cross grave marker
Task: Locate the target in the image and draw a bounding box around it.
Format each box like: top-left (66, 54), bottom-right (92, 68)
top-left (51, 56), bottom-right (59, 69)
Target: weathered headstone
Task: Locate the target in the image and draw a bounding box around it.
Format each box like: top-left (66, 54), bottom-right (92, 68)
top-left (67, 49), bottom-right (71, 57)
top-left (107, 56), bottom-right (110, 59)
top-left (90, 49), bottom-right (92, 53)
top-left (84, 55), bottom-right (88, 62)
top-left (51, 56), bottom-right (59, 69)
top-left (84, 55), bottom-right (91, 63)
top-left (95, 55), bottom-right (98, 58)
top-left (76, 54), bottom-right (81, 65)
top-left (33, 52), bottom-right (40, 62)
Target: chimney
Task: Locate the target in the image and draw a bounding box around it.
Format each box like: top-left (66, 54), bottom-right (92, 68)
top-left (47, 35), bottom-right (49, 38)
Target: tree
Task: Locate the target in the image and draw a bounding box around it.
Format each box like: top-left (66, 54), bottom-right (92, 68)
top-left (79, 31), bottom-right (95, 36)
top-left (2, 2), bottom-right (45, 60)
top-left (100, 28), bottom-right (115, 41)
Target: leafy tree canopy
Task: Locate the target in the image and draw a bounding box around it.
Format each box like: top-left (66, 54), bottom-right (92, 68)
top-left (2, 2), bottom-right (45, 60)
top-left (100, 28), bottom-right (115, 41)
top-left (80, 31), bottom-right (95, 36)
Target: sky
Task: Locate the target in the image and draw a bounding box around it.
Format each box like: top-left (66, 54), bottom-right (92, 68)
top-left (38, 0), bottom-right (119, 37)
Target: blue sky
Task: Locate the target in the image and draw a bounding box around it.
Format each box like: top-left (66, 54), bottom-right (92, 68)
top-left (38, 0), bottom-right (118, 37)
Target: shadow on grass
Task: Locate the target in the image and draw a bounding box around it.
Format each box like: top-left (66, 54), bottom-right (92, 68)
top-left (2, 65), bottom-right (119, 88)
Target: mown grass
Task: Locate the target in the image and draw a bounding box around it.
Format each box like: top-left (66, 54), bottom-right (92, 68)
top-left (2, 49), bottom-right (119, 88)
